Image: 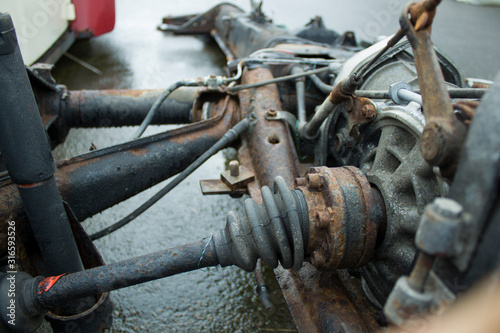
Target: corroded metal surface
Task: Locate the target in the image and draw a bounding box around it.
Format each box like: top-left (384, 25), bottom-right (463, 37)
top-left (401, 0), bottom-right (466, 176)
top-left (36, 239), bottom-right (219, 309)
top-left (296, 166), bottom-right (385, 271)
top-left (0, 96), bottom-right (240, 255)
top-left (236, 66), bottom-right (381, 333)
top-left (237, 66), bottom-right (300, 201)
top-left (62, 88), bottom-right (199, 127)
top-left (275, 265), bottom-right (381, 333)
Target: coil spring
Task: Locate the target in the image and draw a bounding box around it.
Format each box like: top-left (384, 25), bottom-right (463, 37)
top-left (213, 176), bottom-right (309, 271)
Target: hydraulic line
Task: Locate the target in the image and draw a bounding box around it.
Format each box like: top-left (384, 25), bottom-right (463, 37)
top-left (132, 80), bottom-right (187, 139)
top-left (229, 66), bottom-right (330, 92)
top-left (90, 114), bottom-right (255, 240)
top-left (310, 73), bottom-right (334, 95)
top-left (132, 62), bottom-right (244, 139)
top-left (292, 66), bottom-right (307, 123)
top-left (132, 62), bottom-right (329, 138)
top-left (355, 88), bottom-right (488, 100)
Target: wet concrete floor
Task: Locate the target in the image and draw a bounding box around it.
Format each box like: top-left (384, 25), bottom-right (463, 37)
top-left (41, 0), bottom-right (499, 331)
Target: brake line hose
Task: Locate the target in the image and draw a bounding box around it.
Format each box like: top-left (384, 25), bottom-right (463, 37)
top-left (132, 80), bottom-right (188, 139)
top-left (91, 114), bottom-right (255, 240)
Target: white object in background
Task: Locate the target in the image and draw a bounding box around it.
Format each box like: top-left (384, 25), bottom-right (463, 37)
top-left (0, 0), bottom-right (76, 65)
top-left (456, 0), bottom-right (500, 5)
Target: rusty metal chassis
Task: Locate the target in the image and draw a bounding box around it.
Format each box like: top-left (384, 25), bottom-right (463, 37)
top-left (1, 65), bottom-right (378, 332)
top-left (0, 3), bottom-right (384, 331)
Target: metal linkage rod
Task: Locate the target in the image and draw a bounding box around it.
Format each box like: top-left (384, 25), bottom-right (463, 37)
top-left (36, 239), bottom-right (219, 309)
top-left (355, 88), bottom-right (487, 100)
top-left (35, 177), bottom-right (309, 309)
top-left (228, 66), bottom-right (329, 92)
top-left (353, 29), bottom-right (405, 82)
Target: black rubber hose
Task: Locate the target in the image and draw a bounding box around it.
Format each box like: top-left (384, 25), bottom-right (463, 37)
top-left (132, 80), bottom-right (187, 139)
top-left (90, 115), bottom-right (254, 240)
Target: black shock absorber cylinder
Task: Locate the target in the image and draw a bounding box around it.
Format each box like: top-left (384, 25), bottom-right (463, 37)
top-left (0, 12), bottom-right (85, 277)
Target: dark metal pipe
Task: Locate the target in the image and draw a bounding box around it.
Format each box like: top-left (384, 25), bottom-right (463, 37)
top-left (16, 179), bottom-right (83, 275)
top-left (0, 97), bottom-right (238, 230)
top-left (61, 88), bottom-right (200, 127)
top-left (291, 66), bottom-right (307, 123)
top-left (355, 88), bottom-right (487, 100)
top-left (0, 13), bottom-right (84, 275)
top-left (36, 239), bottom-right (218, 309)
top-left (36, 175), bottom-right (309, 310)
top-left (255, 259), bottom-right (273, 310)
top-left (0, 16), bottom-right (55, 185)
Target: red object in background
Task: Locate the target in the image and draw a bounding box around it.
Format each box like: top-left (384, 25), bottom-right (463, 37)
top-left (70, 0), bottom-right (115, 38)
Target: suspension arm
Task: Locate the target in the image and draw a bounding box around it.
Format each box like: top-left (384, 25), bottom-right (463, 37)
top-left (0, 96), bottom-right (240, 255)
top-left (400, 0), bottom-right (466, 176)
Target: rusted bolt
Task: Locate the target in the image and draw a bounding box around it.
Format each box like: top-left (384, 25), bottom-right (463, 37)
top-left (229, 160), bottom-right (240, 177)
top-left (361, 103), bottom-right (377, 120)
top-left (306, 173), bottom-right (322, 191)
top-left (315, 210), bottom-right (331, 229)
top-left (267, 109), bottom-right (277, 118)
top-left (420, 124), bottom-right (445, 165)
top-left (294, 177), bottom-right (307, 187)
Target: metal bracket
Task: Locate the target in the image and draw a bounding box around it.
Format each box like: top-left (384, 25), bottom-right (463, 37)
top-left (265, 110), bottom-right (299, 130)
top-left (200, 160), bottom-right (255, 196)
